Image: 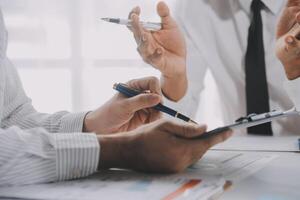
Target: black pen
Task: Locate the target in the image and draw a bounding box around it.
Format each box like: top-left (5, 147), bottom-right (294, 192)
top-left (113, 83), bottom-right (197, 124)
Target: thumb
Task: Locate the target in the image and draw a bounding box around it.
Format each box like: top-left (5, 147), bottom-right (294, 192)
top-left (157, 1), bottom-right (177, 29)
top-left (124, 93), bottom-right (161, 113)
top-left (163, 121), bottom-right (207, 139)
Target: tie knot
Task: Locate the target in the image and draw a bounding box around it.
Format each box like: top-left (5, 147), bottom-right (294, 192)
top-left (251, 0), bottom-right (265, 12)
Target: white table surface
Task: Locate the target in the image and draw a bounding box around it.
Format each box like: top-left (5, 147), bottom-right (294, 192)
top-left (220, 151), bottom-right (300, 200)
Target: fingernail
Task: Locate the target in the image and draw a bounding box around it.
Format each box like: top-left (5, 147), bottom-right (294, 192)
top-left (142, 34), bottom-right (147, 42)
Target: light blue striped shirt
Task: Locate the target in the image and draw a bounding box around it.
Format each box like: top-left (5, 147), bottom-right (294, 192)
top-left (0, 10), bottom-right (100, 186)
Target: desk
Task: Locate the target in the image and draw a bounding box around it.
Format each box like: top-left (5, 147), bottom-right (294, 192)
top-left (220, 151), bottom-right (300, 200)
top-left (0, 151), bottom-right (298, 200)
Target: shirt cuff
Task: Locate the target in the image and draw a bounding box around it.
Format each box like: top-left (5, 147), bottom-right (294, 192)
top-left (59, 112), bottom-right (88, 133)
top-left (284, 78), bottom-right (300, 110)
top-left (54, 132), bottom-right (100, 181)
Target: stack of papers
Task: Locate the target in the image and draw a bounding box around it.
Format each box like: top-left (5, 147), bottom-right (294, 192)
top-left (0, 151), bottom-right (277, 200)
top-left (0, 171), bottom-right (225, 200)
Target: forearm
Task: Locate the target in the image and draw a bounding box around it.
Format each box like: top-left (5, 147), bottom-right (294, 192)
top-left (2, 98), bottom-right (88, 133)
top-left (160, 70), bottom-right (188, 102)
top-left (0, 127), bottom-right (99, 186)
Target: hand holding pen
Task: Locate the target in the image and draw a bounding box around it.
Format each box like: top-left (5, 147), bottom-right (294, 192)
top-left (113, 82), bottom-right (197, 124)
top-left (101, 2), bottom-right (187, 103)
top-left (85, 77), bottom-right (163, 134)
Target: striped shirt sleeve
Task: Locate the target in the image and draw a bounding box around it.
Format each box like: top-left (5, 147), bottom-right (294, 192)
top-left (0, 126), bottom-right (100, 186)
top-left (0, 56), bottom-right (89, 134)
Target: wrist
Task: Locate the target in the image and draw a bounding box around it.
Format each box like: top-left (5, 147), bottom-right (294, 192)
top-left (161, 69), bottom-right (188, 102)
top-left (83, 109), bottom-right (108, 134)
top-left (98, 133), bottom-right (136, 170)
top-left (161, 62), bottom-right (186, 79)
top-left (83, 111), bottom-right (93, 132)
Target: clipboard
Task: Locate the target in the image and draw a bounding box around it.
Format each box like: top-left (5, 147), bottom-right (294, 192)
top-left (197, 107), bottom-right (300, 139)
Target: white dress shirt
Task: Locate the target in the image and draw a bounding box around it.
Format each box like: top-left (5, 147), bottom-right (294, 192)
top-left (169, 0), bottom-right (300, 135)
top-left (0, 11), bottom-right (99, 185)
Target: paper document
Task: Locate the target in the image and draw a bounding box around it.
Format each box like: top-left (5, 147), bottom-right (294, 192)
top-left (189, 151), bottom-right (278, 182)
top-left (0, 170), bottom-right (225, 200)
top-left (0, 151), bottom-right (276, 200)
top-left (212, 136), bottom-right (300, 152)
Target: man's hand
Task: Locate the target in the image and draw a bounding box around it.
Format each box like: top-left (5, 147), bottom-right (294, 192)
top-left (129, 2), bottom-right (187, 101)
top-left (98, 119), bottom-right (232, 173)
top-left (276, 0), bottom-right (300, 80)
top-left (83, 77), bottom-right (162, 134)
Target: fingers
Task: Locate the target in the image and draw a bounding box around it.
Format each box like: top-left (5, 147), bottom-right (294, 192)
top-left (281, 20), bottom-right (300, 55)
top-left (136, 33), bottom-right (164, 66)
top-left (181, 129), bottom-right (232, 168)
top-left (136, 33), bottom-right (154, 61)
top-left (199, 130), bottom-right (232, 149)
top-left (287, 0), bottom-right (300, 7)
top-left (128, 6), bottom-right (141, 32)
top-left (284, 35), bottom-right (300, 57)
top-left (123, 77), bottom-right (163, 115)
top-left (127, 76), bottom-right (162, 96)
top-left (146, 108), bottom-right (162, 123)
top-left (276, 4), bottom-right (300, 38)
top-left (162, 120), bottom-right (208, 139)
top-left (131, 13), bottom-right (145, 45)
top-left (123, 93), bottom-right (161, 113)
top-left (128, 6), bottom-right (141, 19)
top-left (136, 33), bottom-right (156, 61)
top-left (157, 1), bottom-right (177, 29)
top-left (285, 35), bottom-right (300, 55)
top-left (163, 119), bottom-right (231, 147)
top-left (160, 120), bottom-right (232, 171)
top-left (297, 12), bottom-right (300, 23)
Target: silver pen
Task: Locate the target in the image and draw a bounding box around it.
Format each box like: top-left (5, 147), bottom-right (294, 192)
top-left (101, 18), bottom-right (162, 31)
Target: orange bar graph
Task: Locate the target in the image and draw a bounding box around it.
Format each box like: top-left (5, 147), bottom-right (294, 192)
top-left (162, 179), bottom-right (202, 200)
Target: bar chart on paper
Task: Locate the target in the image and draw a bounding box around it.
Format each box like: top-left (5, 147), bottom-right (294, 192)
top-left (0, 170), bottom-right (225, 200)
top-left (0, 151), bottom-right (276, 200)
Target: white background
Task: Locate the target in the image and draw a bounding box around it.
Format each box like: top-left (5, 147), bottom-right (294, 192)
top-left (0, 0), bottom-right (222, 129)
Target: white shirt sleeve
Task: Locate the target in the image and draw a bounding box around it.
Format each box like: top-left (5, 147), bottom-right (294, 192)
top-left (284, 78), bottom-right (300, 110)
top-left (0, 126), bottom-right (99, 186)
top-left (164, 2), bottom-right (208, 118)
